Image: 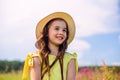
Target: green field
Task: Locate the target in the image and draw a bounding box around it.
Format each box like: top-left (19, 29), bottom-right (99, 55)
top-left (0, 71), bottom-right (22, 80)
top-left (0, 66), bottom-right (120, 80)
top-left (0, 60), bottom-right (120, 80)
top-left (0, 59), bottom-right (120, 80)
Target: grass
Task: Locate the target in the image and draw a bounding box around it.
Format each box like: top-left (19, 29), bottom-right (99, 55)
top-left (0, 70), bottom-right (22, 80)
top-left (0, 61), bottom-right (120, 80)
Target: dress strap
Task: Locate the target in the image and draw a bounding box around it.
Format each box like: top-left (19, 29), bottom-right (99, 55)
top-left (41, 56), bottom-right (58, 79)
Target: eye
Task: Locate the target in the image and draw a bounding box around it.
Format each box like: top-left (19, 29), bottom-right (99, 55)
top-left (54, 26), bottom-right (60, 31)
top-left (63, 29), bottom-right (67, 32)
top-left (55, 27), bottom-right (59, 30)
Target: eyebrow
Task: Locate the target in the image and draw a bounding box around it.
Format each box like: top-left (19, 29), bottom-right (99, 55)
top-left (55, 26), bottom-right (67, 29)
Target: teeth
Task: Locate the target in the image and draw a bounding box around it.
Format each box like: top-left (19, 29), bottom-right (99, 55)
top-left (57, 37), bottom-right (63, 40)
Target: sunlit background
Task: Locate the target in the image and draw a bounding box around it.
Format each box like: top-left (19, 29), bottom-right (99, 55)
top-left (0, 0), bottom-right (120, 66)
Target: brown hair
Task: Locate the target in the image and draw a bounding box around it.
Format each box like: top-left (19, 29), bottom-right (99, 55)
top-left (36, 18), bottom-right (69, 80)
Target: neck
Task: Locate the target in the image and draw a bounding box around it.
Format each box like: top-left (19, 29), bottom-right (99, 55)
top-left (48, 43), bottom-right (59, 56)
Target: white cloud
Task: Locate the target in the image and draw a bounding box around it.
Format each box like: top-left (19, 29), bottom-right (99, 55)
top-left (1, 0), bottom-right (119, 36)
top-left (74, 0), bottom-right (120, 37)
top-left (67, 39), bottom-right (91, 59)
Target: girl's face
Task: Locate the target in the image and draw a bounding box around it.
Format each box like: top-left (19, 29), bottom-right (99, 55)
top-left (48, 20), bottom-right (67, 46)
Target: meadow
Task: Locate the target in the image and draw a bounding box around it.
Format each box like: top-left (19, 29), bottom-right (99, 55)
top-left (76, 66), bottom-right (120, 80)
top-left (0, 67), bottom-right (120, 80)
top-left (0, 60), bottom-right (120, 80)
top-left (0, 70), bottom-right (22, 80)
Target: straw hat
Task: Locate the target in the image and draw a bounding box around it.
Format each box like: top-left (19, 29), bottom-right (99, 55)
top-left (36, 12), bottom-right (76, 44)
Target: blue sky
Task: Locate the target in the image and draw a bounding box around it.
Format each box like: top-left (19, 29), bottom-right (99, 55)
top-left (0, 0), bottom-right (120, 66)
top-left (77, 32), bottom-right (120, 66)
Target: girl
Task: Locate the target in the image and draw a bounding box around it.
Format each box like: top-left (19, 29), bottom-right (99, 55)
top-left (22, 12), bottom-right (78, 80)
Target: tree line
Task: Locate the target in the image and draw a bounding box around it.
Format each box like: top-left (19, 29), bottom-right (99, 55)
top-left (0, 60), bottom-right (120, 73)
top-left (0, 60), bottom-right (24, 73)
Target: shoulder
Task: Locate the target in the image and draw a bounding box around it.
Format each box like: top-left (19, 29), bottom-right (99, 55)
top-left (26, 50), bottom-right (40, 59)
top-left (22, 50), bottom-right (41, 80)
top-left (64, 52), bottom-right (77, 59)
top-left (32, 50), bottom-right (41, 66)
top-left (25, 50), bottom-right (41, 67)
top-left (63, 52), bottom-right (77, 65)
top-left (64, 52), bottom-right (78, 73)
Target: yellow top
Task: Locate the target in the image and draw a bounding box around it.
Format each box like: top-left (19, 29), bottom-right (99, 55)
top-left (22, 52), bottom-right (78, 80)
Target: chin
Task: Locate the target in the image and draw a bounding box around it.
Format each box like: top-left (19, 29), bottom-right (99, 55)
top-left (55, 42), bottom-right (63, 46)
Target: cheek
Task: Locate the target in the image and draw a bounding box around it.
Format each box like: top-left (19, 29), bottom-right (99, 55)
top-left (64, 33), bottom-right (67, 39)
top-left (48, 30), bottom-right (55, 38)
top-left (66, 32), bottom-right (69, 40)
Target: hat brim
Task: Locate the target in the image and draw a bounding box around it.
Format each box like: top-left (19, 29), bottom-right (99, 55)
top-left (36, 12), bottom-right (75, 44)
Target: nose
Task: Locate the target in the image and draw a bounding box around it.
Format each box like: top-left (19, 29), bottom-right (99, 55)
top-left (58, 30), bottom-right (64, 35)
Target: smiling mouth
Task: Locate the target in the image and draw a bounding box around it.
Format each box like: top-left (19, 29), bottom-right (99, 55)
top-left (57, 36), bottom-right (64, 40)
